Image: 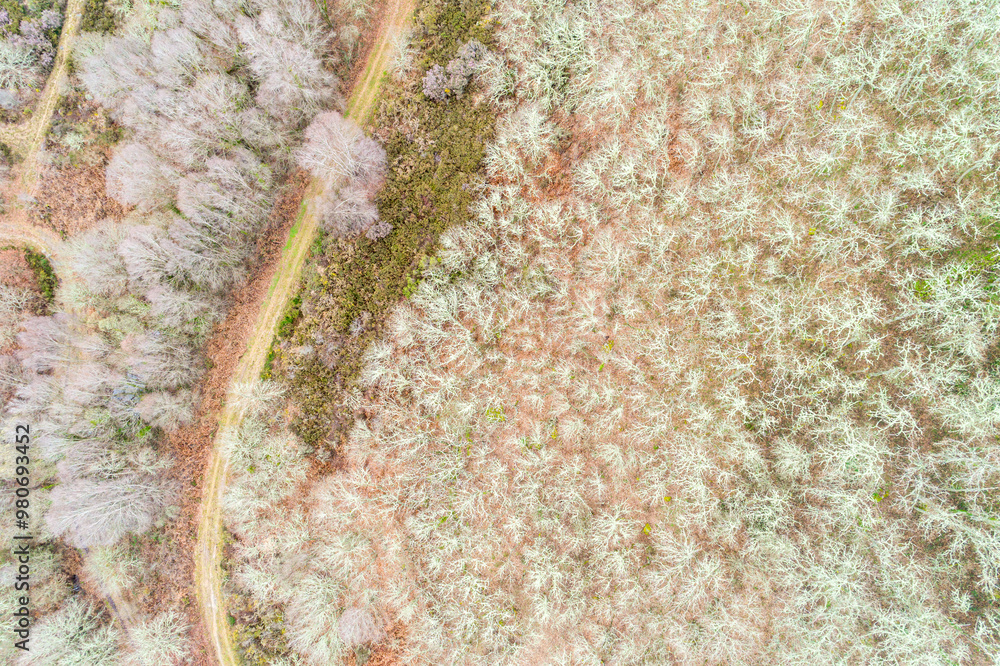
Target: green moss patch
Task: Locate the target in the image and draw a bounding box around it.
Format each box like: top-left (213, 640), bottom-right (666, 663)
top-left (23, 248), bottom-right (58, 308)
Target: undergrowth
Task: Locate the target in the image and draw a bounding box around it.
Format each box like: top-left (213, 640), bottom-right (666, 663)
top-left (222, 537), bottom-right (293, 665)
top-left (277, 0), bottom-right (495, 446)
top-left (22, 248), bottom-right (57, 307)
top-left (81, 0), bottom-right (118, 33)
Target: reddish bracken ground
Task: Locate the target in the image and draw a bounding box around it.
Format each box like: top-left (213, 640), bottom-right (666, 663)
top-left (30, 161), bottom-right (125, 236)
top-left (0, 248), bottom-right (38, 292)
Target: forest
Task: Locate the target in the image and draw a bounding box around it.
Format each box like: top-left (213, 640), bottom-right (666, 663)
top-left (2, 0), bottom-right (1000, 663)
top-left (1, 0), bottom-right (380, 661)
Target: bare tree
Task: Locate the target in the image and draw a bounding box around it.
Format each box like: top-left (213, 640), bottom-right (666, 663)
top-left (338, 606), bottom-right (386, 647)
top-left (55, 437), bottom-right (126, 481)
top-left (0, 39), bottom-right (38, 89)
top-left (235, 1), bottom-right (337, 127)
top-left (0, 284), bottom-right (31, 349)
top-left (78, 35), bottom-right (153, 113)
top-left (0, 354), bottom-right (23, 395)
top-left (296, 113), bottom-right (386, 187)
top-left (121, 331), bottom-right (201, 391)
top-left (155, 117), bottom-right (218, 170)
top-left (136, 390), bottom-right (195, 431)
top-left (228, 380), bottom-right (285, 416)
top-left (164, 218), bottom-right (248, 292)
top-left (445, 39), bottom-right (487, 95)
top-left (106, 143), bottom-right (179, 211)
top-left (67, 224), bottom-right (129, 298)
top-left (150, 27), bottom-right (204, 77)
top-left (353, 135), bottom-right (388, 194)
top-left (147, 284), bottom-right (219, 334)
top-left (295, 112), bottom-right (365, 186)
top-left (422, 64), bottom-right (449, 101)
top-left (60, 362), bottom-right (120, 408)
top-left (181, 0), bottom-right (241, 56)
top-left (176, 152), bottom-right (273, 237)
top-left (122, 611), bottom-right (192, 666)
top-left (6, 375), bottom-right (58, 425)
top-left (296, 112), bottom-right (390, 243)
top-left (46, 475), bottom-right (176, 547)
top-left (422, 40), bottom-right (487, 101)
top-left (319, 184), bottom-right (380, 237)
top-left (117, 224), bottom-right (174, 292)
top-left (18, 598), bottom-right (121, 665)
top-left (234, 106), bottom-right (289, 156)
top-left (16, 315), bottom-right (73, 374)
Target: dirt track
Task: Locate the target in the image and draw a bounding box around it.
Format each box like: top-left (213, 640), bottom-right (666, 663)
top-left (192, 0), bottom-right (416, 663)
top-left (1, 0), bottom-right (84, 188)
top-left (0, 0), bottom-right (83, 262)
top-left (0, 221), bottom-right (66, 268)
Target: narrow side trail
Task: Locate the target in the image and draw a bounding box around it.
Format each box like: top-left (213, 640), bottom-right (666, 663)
top-left (193, 0), bottom-right (415, 663)
top-left (0, 0), bottom-right (83, 167)
top-left (9, 0), bottom-right (84, 186)
top-left (1, 0), bottom-right (84, 263)
top-left (0, 221), bottom-right (66, 270)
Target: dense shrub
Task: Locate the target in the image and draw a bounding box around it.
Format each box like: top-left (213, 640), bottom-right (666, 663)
top-left (422, 38), bottom-right (486, 100)
top-left (81, 0), bottom-right (117, 33)
top-left (23, 248), bottom-right (57, 307)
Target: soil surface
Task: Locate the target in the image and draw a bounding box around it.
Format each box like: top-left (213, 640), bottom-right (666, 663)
top-left (0, 248), bottom-right (38, 292)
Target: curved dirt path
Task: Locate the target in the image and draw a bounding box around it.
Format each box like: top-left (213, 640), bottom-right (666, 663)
top-left (2, 0), bottom-right (84, 186)
top-left (194, 0), bottom-right (415, 663)
top-left (0, 221), bottom-right (67, 271)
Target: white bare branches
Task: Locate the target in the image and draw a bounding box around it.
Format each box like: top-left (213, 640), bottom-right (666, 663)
top-left (236, 0), bottom-right (338, 126)
top-left (297, 112), bottom-right (389, 238)
top-left (105, 143), bottom-right (179, 211)
top-left (45, 475), bottom-right (176, 548)
top-left (338, 606), bottom-right (386, 647)
top-left (296, 112), bottom-right (385, 189)
top-left (17, 599), bottom-right (121, 665)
